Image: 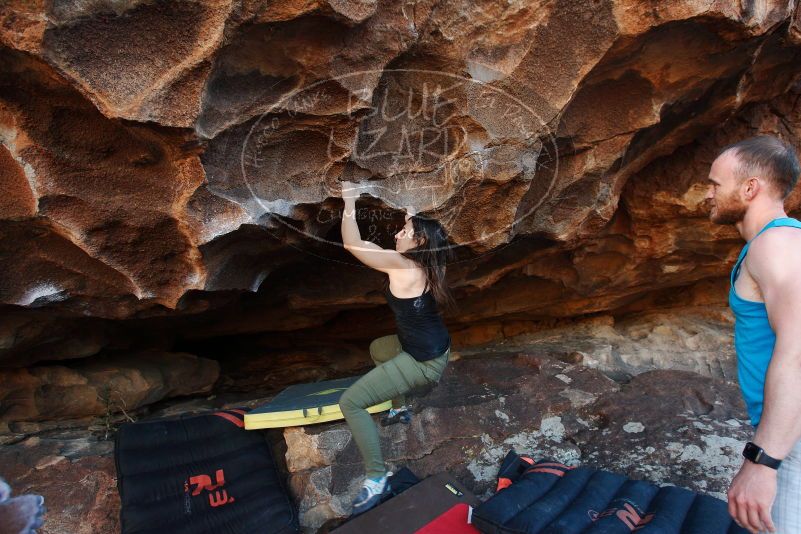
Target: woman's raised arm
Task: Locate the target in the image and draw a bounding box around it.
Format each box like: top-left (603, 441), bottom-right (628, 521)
top-left (340, 181), bottom-right (410, 273)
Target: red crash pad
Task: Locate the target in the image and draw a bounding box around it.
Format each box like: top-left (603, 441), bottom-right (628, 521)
top-left (415, 503), bottom-right (480, 534)
top-left (333, 473), bottom-right (479, 534)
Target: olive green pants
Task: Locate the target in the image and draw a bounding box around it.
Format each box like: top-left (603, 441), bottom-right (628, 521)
top-left (339, 334), bottom-right (449, 478)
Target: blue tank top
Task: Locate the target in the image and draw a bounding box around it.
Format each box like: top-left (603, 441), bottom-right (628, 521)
top-left (729, 217), bottom-right (801, 426)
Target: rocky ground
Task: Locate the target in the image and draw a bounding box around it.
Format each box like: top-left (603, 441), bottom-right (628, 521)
top-left (286, 355), bottom-right (749, 532)
top-left (0, 308), bottom-right (751, 534)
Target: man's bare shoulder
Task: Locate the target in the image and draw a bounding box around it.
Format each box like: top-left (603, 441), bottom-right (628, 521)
top-left (750, 226), bottom-right (801, 255)
top-left (747, 226), bottom-right (801, 279)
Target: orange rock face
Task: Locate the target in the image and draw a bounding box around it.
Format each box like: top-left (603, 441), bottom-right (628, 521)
top-left (0, 1), bottom-right (801, 368)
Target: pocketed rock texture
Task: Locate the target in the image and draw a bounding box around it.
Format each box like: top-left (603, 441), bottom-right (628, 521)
top-left (284, 354), bottom-right (751, 532)
top-left (1, 1), bottom-right (801, 375)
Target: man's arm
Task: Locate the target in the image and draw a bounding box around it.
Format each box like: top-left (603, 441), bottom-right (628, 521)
top-left (750, 228), bottom-right (801, 457)
top-left (728, 228), bottom-right (801, 533)
top-left (340, 181), bottom-right (410, 273)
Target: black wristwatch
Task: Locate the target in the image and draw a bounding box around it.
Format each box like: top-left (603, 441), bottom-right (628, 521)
top-left (742, 442), bottom-right (782, 469)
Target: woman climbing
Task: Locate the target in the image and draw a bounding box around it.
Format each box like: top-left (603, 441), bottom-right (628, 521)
top-left (337, 180), bottom-right (454, 516)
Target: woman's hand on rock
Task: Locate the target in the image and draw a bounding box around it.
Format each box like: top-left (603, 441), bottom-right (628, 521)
top-left (340, 180), bottom-right (361, 202)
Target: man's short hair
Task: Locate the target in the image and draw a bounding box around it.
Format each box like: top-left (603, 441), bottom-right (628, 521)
top-left (718, 135), bottom-right (800, 199)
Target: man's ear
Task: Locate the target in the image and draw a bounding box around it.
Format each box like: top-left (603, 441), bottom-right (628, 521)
top-left (743, 177), bottom-right (761, 200)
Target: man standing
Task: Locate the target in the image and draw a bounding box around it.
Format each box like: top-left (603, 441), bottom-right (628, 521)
top-left (705, 135), bottom-right (801, 533)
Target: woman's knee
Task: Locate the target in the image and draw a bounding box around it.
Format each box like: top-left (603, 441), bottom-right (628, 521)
top-left (339, 387), bottom-right (366, 413)
top-left (339, 388), bottom-right (354, 411)
top-left (369, 334), bottom-right (399, 362)
top-left (368, 338), bottom-right (381, 361)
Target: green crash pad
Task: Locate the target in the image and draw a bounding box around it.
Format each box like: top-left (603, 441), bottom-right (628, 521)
top-left (244, 375), bottom-right (391, 430)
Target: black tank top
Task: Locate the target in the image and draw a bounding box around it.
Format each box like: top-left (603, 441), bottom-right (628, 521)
top-left (385, 286), bottom-right (451, 361)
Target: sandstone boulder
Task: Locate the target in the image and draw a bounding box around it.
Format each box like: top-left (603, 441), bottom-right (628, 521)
top-left (0, 351), bottom-right (219, 424)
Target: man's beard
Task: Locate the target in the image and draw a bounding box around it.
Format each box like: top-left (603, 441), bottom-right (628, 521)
top-left (709, 193), bottom-right (747, 225)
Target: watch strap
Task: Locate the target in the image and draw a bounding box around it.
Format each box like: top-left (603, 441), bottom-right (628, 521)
top-left (743, 442), bottom-right (782, 469)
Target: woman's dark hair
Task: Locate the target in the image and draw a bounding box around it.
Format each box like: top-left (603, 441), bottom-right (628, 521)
top-left (399, 214), bottom-right (456, 313)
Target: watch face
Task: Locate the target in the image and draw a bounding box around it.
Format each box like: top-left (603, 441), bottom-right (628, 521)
top-left (744, 442), bottom-right (759, 460)
top-left (743, 442), bottom-right (780, 469)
